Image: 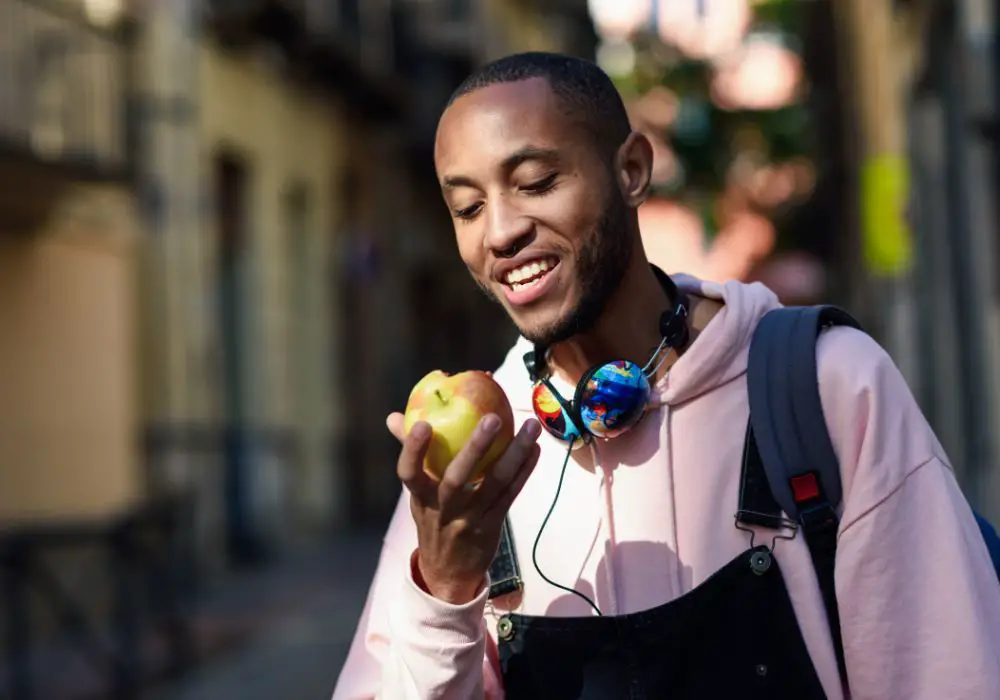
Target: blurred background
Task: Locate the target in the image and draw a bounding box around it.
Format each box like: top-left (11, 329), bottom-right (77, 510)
top-left (0, 0), bottom-right (995, 698)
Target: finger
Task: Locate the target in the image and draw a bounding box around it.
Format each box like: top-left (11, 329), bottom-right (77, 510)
top-left (474, 419), bottom-right (542, 505)
top-left (485, 442), bottom-right (540, 519)
top-left (396, 421), bottom-right (437, 504)
top-left (437, 414), bottom-right (503, 504)
top-left (386, 412), bottom-right (406, 444)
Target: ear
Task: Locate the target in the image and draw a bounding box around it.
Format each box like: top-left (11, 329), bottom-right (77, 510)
top-left (614, 131), bottom-right (654, 208)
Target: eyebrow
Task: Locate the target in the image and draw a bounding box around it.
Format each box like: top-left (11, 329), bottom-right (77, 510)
top-left (503, 146), bottom-right (561, 170)
top-left (441, 145), bottom-right (562, 190)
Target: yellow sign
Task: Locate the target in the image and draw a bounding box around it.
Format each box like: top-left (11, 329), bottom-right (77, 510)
top-left (860, 154), bottom-right (913, 277)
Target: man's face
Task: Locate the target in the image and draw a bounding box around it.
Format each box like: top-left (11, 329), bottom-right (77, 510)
top-left (434, 78), bottom-right (633, 347)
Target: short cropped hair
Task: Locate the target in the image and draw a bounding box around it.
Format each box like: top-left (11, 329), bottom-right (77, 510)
top-left (446, 52), bottom-right (632, 158)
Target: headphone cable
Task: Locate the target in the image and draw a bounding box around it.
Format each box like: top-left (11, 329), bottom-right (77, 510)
top-left (531, 442), bottom-right (603, 616)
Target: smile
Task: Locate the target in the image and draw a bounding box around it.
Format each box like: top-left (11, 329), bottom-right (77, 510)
top-left (502, 256), bottom-right (559, 291)
top-left (499, 256), bottom-right (561, 307)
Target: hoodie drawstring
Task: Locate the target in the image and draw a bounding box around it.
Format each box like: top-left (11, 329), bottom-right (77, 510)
top-left (591, 441), bottom-right (620, 617)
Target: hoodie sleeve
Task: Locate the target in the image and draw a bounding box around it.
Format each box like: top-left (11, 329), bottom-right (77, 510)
top-left (332, 489), bottom-right (505, 700)
top-left (816, 327), bottom-right (1000, 699)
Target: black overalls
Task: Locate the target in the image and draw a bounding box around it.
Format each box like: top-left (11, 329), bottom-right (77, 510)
top-left (486, 425), bottom-right (838, 700)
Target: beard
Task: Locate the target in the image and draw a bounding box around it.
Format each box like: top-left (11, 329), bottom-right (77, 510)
top-left (474, 189), bottom-right (633, 348)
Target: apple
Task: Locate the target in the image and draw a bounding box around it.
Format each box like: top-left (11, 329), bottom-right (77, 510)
top-left (404, 370), bottom-right (515, 483)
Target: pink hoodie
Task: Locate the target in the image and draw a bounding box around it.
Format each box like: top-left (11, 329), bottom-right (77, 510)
top-left (333, 277), bottom-right (1000, 700)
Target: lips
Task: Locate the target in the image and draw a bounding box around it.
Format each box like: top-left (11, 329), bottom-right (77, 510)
top-left (497, 256), bottom-right (561, 307)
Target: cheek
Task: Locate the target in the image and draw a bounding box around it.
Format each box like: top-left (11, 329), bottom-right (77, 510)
top-left (455, 230), bottom-right (486, 274)
top-left (539, 187), bottom-right (605, 242)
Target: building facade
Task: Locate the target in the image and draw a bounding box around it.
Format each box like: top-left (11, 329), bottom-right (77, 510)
top-left (0, 0), bottom-right (138, 524)
top-left (136, 0), bottom-right (603, 569)
top-left (0, 0), bottom-right (602, 595)
top-left (138, 1), bottom-right (353, 571)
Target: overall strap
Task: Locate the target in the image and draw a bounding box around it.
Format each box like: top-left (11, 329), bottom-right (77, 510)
top-left (488, 516), bottom-right (523, 600)
top-left (742, 304), bottom-right (863, 686)
top-left (736, 421), bottom-right (785, 530)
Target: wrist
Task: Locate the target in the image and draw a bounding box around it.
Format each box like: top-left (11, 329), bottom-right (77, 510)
top-left (412, 551), bottom-right (484, 605)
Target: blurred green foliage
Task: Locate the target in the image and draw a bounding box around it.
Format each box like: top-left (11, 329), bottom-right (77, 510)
top-left (611, 0), bottom-right (814, 241)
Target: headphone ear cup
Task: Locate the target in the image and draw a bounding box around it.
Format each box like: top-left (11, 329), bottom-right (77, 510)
top-left (574, 360), bottom-right (651, 440)
top-left (531, 381), bottom-right (585, 447)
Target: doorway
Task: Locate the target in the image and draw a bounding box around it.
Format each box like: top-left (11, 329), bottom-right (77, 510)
top-left (213, 150), bottom-right (262, 566)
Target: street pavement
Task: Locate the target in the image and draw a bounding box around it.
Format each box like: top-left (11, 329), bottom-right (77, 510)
top-left (152, 530), bottom-right (383, 700)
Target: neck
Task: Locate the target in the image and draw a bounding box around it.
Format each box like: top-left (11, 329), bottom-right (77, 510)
top-left (549, 251), bottom-right (676, 384)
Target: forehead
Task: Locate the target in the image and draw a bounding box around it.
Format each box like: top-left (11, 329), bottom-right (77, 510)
top-left (435, 78), bottom-right (591, 174)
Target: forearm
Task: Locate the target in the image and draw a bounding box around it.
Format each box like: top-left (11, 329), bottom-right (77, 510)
top-left (333, 495), bottom-right (502, 700)
top-left (379, 550), bottom-right (495, 699)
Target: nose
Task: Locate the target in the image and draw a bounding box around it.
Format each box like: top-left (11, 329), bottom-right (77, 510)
top-left (484, 195), bottom-right (533, 258)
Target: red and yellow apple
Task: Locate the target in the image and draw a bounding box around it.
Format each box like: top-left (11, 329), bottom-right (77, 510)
top-left (404, 370), bottom-right (515, 483)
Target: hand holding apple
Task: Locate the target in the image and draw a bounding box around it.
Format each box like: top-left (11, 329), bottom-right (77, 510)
top-left (403, 370), bottom-right (515, 483)
top-left (391, 370), bottom-right (541, 605)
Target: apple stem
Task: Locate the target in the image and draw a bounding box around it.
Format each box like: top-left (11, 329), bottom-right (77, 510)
top-left (434, 389), bottom-right (447, 404)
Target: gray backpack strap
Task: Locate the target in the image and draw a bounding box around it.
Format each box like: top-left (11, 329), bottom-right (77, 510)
top-left (746, 305), bottom-right (861, 519)
top-left (745, 304), bottom-right (862, 687)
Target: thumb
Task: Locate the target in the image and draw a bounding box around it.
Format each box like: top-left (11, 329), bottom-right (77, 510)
top-left (386, 412), bottom-right (406, 444)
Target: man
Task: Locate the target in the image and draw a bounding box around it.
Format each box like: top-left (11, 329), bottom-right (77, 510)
top-left (333, 53), bottom-right (1000, 699)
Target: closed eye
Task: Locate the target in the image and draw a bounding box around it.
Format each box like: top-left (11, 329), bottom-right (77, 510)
top-left (521, 173), bottom-right (558, 195)
top-left (454, 202), bottom-right (483, 221)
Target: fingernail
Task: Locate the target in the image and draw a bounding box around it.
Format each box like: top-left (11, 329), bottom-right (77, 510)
top-left (523, 420), bottom-right (541, 440)
top-left (411, 422), bottom-right (431, 440)
top-left (480, 414), bottom-right (500, 434)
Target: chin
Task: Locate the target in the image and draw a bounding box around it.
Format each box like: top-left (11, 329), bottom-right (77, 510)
top-left (510, 307), bottom-right (575, 347)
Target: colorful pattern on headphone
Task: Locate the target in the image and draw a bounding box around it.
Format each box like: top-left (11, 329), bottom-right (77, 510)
top-left (578, 360), bottom-right (650, 439)
top-left (531, 381), bottom-right (585, 447)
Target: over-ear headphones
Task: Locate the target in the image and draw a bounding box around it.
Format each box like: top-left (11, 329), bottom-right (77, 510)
top-left (523, 266), bottom-right (689, 448)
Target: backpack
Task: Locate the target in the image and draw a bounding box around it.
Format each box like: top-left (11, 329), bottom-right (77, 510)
top-left (742, 305), bottom-right (1000, 681)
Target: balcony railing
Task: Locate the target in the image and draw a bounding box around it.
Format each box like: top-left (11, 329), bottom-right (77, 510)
top-left (0, 495), bottom-right (197, 700)
top-left (406, 0), bottom-right (482, 57)
top-left (205, 0), bottom-right (406, 120)
top-left (0, 0), bottom-right (130, 179)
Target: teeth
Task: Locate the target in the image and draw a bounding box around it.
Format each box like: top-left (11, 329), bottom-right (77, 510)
top-left (504, 258), bottom-right (555, 286)
top-left (511, 277), bottom-right (542, 291)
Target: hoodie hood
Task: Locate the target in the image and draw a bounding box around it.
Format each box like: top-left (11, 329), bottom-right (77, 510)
top-left (492, 275), bottom-right (781, 411)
